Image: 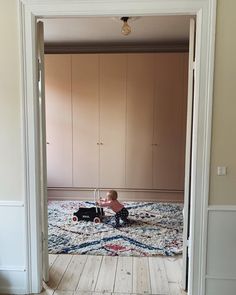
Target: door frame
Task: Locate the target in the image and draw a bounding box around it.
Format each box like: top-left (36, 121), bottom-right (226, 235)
top-left (19, 0), bottom-right (217, 294)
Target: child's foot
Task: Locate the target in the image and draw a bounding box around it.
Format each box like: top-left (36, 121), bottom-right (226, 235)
top-left (114, 224), bottom-right (121, 228)
top-left (122, 219), bottom-right (129, 226)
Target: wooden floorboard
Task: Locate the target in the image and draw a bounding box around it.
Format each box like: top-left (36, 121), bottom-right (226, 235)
top-left (49, 254), bottom-right (58, 268)
top-left (94, 256), bottom-right (118, 293)
top-left (57, 255), bottom-right (87, 291)
top-left (132, 257), bottom-right (151, 294)
top-left (76, 255), bottom-right (102, 292)
top-left (74, 292), bottom-right (111, 295)
top-left (48, 254), bottom-right (72, 289)
top-left (53, 291), bottom-right (74, 295)
top-left (42, 254), bottom-right (186, 295)
top-left (149, 256), bottom-right (169, 294)
top-left (113, 256), bottom-right (133, 294)
top-left (168, 282), bottom-right (187, 295)
top-left (164, 257), bottom-right (182, 284)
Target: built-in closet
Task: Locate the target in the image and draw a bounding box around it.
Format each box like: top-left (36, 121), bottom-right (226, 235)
top-left (45, 52), bottom-right (188, 201)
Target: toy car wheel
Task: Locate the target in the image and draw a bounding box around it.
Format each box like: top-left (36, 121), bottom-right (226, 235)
top-left (93, 217), bottom-right (101, 223)
top-left (72, 216), bottom-right (78, 222)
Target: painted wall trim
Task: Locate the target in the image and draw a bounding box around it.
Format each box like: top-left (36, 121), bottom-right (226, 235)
top-left (47, 187), bottom-right (183, 193)
top-left (48, 193), bottom-right (184, 203)
top-left (48, 195), bottom-right (183, 202)
top-left (0, 287), bottom-right (27, 295)
top-left (0, 266), bottom-right (26, 272)
top-left (207, 205), bottom-right (236, 211)
top-left (206, 275), bottom-right (236, 280)
top-left (47, 188), bottom-right (184, 202)
top-left (0, 201), bottom-right (24, 207)
top-left (19, 1), bottom-right (40, 294)
top-left (200, 0), bottom-right (217, 293)
top-left (21, 0), bottom-right (205, 15)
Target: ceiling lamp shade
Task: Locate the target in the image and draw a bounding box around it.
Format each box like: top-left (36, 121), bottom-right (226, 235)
top-left (121, 17), bottom-right (131, 36)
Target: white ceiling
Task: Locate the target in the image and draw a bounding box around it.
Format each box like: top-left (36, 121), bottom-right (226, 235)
top-left (43, 16), bottom-right (191, 45)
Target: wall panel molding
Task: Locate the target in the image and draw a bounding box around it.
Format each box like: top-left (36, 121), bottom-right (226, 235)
top-left (206, 275), bottom-right (236, 280)
top-left (0, 266), bottom-right (26, 272)
top-left (206, 278), bottom-right (236, 295)
top-left (0, 203), bottom-right (27, 294)
top-left (206, 208), bottom-right (236, 281)
top-left (0, 201), bottom-right (24, 207)
top-left (208, 205), bottom-right (236, 211)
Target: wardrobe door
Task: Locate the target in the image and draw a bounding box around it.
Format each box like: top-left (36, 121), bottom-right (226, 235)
top-left (153, 53), bottom-right (188, 190)
top-left (126, 54), bottom-right (155, 189)
top-left (45, 54), bottom-right (72, 187)
top-left (99, 54), bottom-right (126, 188)
top-left (72, 54), bottom-right (99, 187)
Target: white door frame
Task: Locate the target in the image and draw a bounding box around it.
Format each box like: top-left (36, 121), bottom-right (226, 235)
top-left (19, 0), bottom-right (216, 294)
top-left (182, 17), bottom-right (196, 291)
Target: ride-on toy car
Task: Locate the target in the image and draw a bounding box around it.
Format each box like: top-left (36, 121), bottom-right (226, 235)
top-left (72, 189), bottom-right (104, 223)
top-left (72, 206), bottom-right (104, 223)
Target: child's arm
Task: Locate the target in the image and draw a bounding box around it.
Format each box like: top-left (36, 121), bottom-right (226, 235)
top-left (97, 199), bottom-right (111, 207)
top-left (96, 197), bottom-right (105, 206)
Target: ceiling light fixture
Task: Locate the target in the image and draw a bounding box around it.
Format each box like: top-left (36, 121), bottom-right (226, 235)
top-left (121, 17), bottom-right (131, 36)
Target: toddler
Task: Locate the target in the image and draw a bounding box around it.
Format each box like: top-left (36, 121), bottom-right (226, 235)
top-left (97, 190), bottom-right (129, 228)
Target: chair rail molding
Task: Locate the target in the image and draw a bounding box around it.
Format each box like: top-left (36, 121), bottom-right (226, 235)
top-left (208, 205), bottom-right (236, 211)
top-left (0, 201), bottom-right (24, 207)
top-left (19, 0), bottom-right (217, 294)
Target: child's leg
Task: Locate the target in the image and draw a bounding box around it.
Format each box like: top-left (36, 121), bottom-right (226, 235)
top-left (115, 213), bottom-right (120, 227)
top-left (120, 208), bottom-right (129, 223)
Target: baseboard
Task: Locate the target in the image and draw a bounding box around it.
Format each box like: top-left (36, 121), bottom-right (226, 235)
top-left (47, 188), bottom-right (184, 203)
top-left (0, 269), bottom-right (27, 294)
top-left (0, 287), bottom-right (27, 294)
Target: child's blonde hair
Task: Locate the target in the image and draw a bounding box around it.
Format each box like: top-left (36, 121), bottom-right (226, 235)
top-left (107, 190), bottom-right (118, 200)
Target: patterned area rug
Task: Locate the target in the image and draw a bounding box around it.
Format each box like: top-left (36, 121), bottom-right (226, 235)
top-left (48, 201), bottom-right (183, 257)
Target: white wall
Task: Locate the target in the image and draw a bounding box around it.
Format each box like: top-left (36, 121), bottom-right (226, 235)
top-left (0, 1), bottom-right (27, 293)
top-left (0, 0), bottom-right (24, 201)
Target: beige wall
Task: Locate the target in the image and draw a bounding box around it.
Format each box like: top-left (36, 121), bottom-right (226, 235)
top-left (209, 0), bottom-right (236, 205)
top-left (0, 0), bottom-right (24, 201)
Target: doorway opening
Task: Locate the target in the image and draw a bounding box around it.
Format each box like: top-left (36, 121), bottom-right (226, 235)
top-left (39, 17), bottom-right (193, 294)
top-left (20, 1), bottom-right (216, 294)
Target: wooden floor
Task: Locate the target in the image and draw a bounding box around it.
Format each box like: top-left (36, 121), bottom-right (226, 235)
top-left (39, 254), bottom-right (187, 295)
